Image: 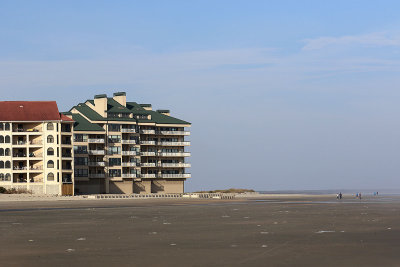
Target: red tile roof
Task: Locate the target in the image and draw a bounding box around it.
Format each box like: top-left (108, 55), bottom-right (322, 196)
top-left (0, 101), bottom-right (62, 121)
top-left (60, 114), bottom-right (74, 122)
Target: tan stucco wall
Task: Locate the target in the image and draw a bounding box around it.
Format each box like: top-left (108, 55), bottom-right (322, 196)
top-left (76, 179), bottom-right (106, 194)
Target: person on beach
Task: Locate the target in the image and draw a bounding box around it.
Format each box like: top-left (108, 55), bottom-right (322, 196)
top-left (359, 193), bottom-right (362, 199)
top-left (337, 193), bottom-right (339, 199)
top-left (339, 192), bottom-right (342, 199)
top-left (356, 193), bottom-right (359, 198)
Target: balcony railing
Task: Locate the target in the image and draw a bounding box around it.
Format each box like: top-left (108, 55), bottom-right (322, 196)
top-left (62, 154), bottom-right (73, 158)
top-left (122, 151), bottom-right (137, 156)
top-left (88, 138), bottom-right (105, 143)
top-left (89, 174), bottom-right (106, 178)
top-left (88, 162), bottom-right (105, 167)
top-left (159, 131), bottom-right (190, 136)
top-left (122, 173), bottom-right (137, 178)
top-left (29, 141), bottom-right (43, 145)
top-left (29, 166), bottom-right (43, 171)
top-left (158, 141), bottom-right (190, 146)
top-left (121, 128), bottom-right (136, 133)
top-left (160, 163), bottom-right (191, 168)
top-left (13, 141), bottom-right (27, 145)
top-left (122, 162), bottom-right (138, 167)
top-left (140, 140), bottom-right (156, 145)
top-left (29, 153), bottom-right (42, 158)
top-left (158, 152), bottom-right (191, 157)
top-left (141, 173), bottom-right (156, 178)
top-left (88, 150), bottom-right (104, 155)
top-left (13, 128), bottom-right (42, 133)
top-left (141, 151), bottom-right (156, 156)
top-left (141, 129), bottom-right (155, 134)
top-left (141, 162), bottom-right (156, 167)
top-left (160, 173), bottom-right (191, 178)
top-left (13, 166), bottom-right (28, 170)
top-left (121, 140), bottom-right (136, 144)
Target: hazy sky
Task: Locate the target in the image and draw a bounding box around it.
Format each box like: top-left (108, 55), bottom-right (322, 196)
top-left (1, 1), bottom-right (400, 191)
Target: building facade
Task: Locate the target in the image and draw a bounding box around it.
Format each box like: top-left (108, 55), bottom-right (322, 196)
top-left (63, 92), bottom-right (191, 194)
top-left (0, 101), bottom-right (74, 195)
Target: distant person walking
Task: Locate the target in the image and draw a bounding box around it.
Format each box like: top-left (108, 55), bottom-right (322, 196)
top-left (339, 192), bottom-right (342, 199)
top-left (359, 193), bottom-right (362, 200)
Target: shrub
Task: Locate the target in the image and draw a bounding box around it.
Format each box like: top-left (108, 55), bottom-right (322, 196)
top-left (0, 187), bottom-right (7, 194)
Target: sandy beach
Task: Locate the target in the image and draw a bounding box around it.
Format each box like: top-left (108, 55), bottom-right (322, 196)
top-left (0, 194), bottom-right (399, 266)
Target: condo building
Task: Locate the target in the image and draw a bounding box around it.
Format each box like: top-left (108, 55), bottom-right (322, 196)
top-left (0, 101), bottom-right (74, 195)
top-left (63, 92), bottom-right (191, 194)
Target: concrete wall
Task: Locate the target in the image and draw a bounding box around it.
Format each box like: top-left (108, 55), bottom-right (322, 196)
top-left (76, 179), bottom-right (105, 194)
top-left (133, 180), bottom-right (151, 194)
top-left (151, 179), bottom-right (184, 194)
top-left (109, 180), bottom-right (133, 194)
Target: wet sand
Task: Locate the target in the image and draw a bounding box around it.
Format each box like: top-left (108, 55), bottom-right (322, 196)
top-left (0, 194), bottom-right (399, 266)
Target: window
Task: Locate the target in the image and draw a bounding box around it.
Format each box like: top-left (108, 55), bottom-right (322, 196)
top-left (108, 146), bottom-right (121, 155)
top-left (74, 145), bottom-right (88, 154)
top-left (4, 123), bottom-right (10, 131)
top-left (109, 169), bottom-right (121, 177)
top-left (0, 136), bottom-right (3, 143)
top-left (0, 123), bottom-right (3, 131)
top-left (109, 158), bottom-right (121, 167)
top-left (5, 161), bottom-right (10, 168)
top-left (47, 160), bottom-right (54, 168)
top-left (75, 169), bottom-right (88, 177)
top-left (108, 135), bottom-right (121, 143)
top-left (74, 157), bottom-right (88, 166)
top-left (5, 136), bottom-right (10, 143)
top-left (0, 174), bottom-right (3, 180)
top-left (47, 173), bottom-right (54, 181)
top-left (47, 135), bottom-right (54, 143)
top-left (0, 148), bottom-right (3, 156)
top-left (0, 161), bottom-right (3, 168)
top-left (4, 149), bottom-right (10, 156)
top-left (47, 123), bottom-right (54, 131)
top-left (74, 134), bottom-right (87, 142)
top-left (47, 148), bottom-right (54, 156)
top-left (5, 173), bottom-right (10, 181)
top-left (108, 124), bottom-right (121, 132)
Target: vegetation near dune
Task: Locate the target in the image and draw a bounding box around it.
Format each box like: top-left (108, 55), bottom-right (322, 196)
top-left (194, 188), bottom-right (255, 194)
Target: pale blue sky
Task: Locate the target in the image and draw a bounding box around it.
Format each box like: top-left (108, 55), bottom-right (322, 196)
top-left (1, 1), bottom-right (400, 191)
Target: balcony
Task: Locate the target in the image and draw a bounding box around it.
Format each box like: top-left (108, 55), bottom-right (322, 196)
top-left (13, 166), bottom-right (28, 171)
top-left (29, 141), bottom-right (43, 146)
top-left (121, 139), bottom-right (136, 144)
top-left (160, 163), bottom-right (191, 168)
top-left (89, 174), bottom-right (105, 178)
top-left (13, 141), bottom-right (27, 146)
top-left (140, 140), bottom-right (156, 145)
top-left (158, 141), bottom-right (190, 146)
top-left (121, 128), bottom-right (136, 133)
top-left (159, 131), bottom-right (190, 136)
top-left (158, 152), bottom-right (191, 157)
top-left (122, 151), bottom-right (137, 156)
top-left (29, 153), bottom-right (42, 158)
top-left (13, 128), bottom-right (42, 133)
top-left (88, 150), bottom-right (105, 155)
top-left (160, 173), bottom-right (191, 178)
top-left (141, 151), bottom-right (156, 156)
top-left (141, 162), bottom-right (156, 167)
top-left (122, 162), bottom-right (138, 167)
top-left (141, 129), bottom-right (155, 134)
top-left (88, 138), bottom-right (105, 143)
top-left (29, 166), bottom-right (43, 171)
top-left (141, 173), bottom-right (156, 178)
top-left (62, 154), bottom-right (73, 158)
top-left (122, 173), bottom-right (137, 178)
top-left (88, 162), bottom-right (105, 167)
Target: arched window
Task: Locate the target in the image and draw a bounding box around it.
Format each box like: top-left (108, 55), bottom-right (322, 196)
top-left (47, 160), bottom-right (54, 168)
top-left (5, 161), bottom-right (10, 168)
top-left (5, 173), bottom-right (10, 181)
top-left (0, 161), bottom-right (4, 168)
top-left (0, 174), bottom-right (3, 180)
top-left (47, 172), bottom-right (54, 181)
top-left (5, 136), bottom-right (10, 143)
top-left (0, 136), bottom-right (3, 143)
top-left (47, 148), bottom-right (54, 156)
top-left (47, 123), bottom-right (54, 131)
top-left (4, 148), bottom-right (10, 156)
top-left (0, 123), bottom-right (3, 131)
top-left (0, 148), bottom-right (3, 156)
top-left (4, 123), bottom-right (10, 131)
top-left (47, 135), bottom-right (54, 143)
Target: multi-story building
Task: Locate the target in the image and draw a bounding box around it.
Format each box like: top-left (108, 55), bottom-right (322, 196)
top-left (63, 92), bottom-right (191, 194)
top-left (0, 101), bottom-right (74, 195)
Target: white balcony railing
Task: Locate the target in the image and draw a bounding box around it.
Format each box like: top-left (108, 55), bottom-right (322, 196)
top-left (29, 141), bottom-right (43, 145)
top-left (141, 174), bottom-right (156, 178)
top-left (88, 162), bottom-right (105, 167)
top-left (141, 162), bottom-right (156, 167)
top-left (88, 138), bottom-right (105, 143)
top-left (121, 140), bottom-right (136, 144)
top-left (141, 152), bottom-right (156, 156)
top-left (122, 162), bottom-right (138, 167)
top-left (159, 131), bottom-right (190, 136)
top-left (158, 141), bottom-right (190, 146)
top-left (160, 173), bottom-right (191, 178)
top-left (89, 174), bottom-right (106, 178)
top-left (160, 163), bottom-right (191, 168)
top-left (122, 151), bottom-right (137, 156)
top-left (122, 173), bottom-right (137, 178)
top-left (158, 152), bottom-right (191, 157)
top-left (141, 129), bottom-right (156, 134)
top-left (140, 141), bottom-right (156, 145)
top-left (29, 166), bottom-right (43, 171)
top-left (121, 128), bottom-right (136, 133)
top-left (13, 141), bottom-right (27, 145)
top-left (88, 150), bottom-right (105, 155)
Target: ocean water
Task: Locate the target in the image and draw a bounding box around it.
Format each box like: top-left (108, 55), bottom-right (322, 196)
top-left (258, 189), bottom-right (400, 195)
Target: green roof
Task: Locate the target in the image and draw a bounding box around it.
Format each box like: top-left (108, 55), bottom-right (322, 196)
top-left (107, 98), bottom-right (132, 114)
top-left (71, 113), bottom-right (105, 132)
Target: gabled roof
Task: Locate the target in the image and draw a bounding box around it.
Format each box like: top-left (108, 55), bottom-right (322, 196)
top-left (107, 98), bottom-right (132, 114)
top-left (60, 114), bottom-right (74, 122)
top-left (70, 113), bottom-right (105, 132)
top-left (0, 101), bottom-right (61, 121)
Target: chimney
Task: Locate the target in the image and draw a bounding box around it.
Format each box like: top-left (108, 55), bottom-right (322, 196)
top-left (94, 94), bottom-right (107, 117)
top-left (113, 92), bottom-right (126, 107)
top-left (157, 110), bottom-right (170, 116)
